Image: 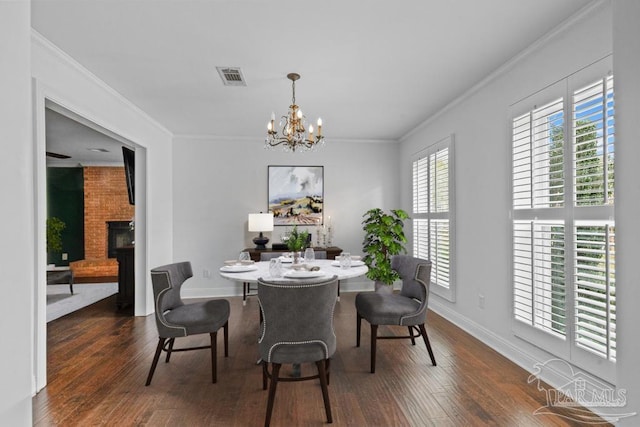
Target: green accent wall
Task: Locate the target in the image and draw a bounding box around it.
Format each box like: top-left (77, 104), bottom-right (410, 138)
top-left (47, 167), bottom-right (84, 266)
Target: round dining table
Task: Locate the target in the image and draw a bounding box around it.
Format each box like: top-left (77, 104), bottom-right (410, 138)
top-left (219, 258), bottom-right (368, 304)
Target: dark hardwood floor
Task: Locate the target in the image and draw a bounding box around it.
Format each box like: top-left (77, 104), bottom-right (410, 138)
top-left (33, 292), bottom-right (609, 426)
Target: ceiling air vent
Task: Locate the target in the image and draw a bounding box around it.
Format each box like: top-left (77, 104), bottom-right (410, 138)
top-left (216, 67), bottom-right (247, 86)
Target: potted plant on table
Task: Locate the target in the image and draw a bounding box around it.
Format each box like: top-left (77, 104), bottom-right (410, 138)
top-left (362, 208), bottom-right (409, 290)
top-left (286, 225), bottom-right (310, 264)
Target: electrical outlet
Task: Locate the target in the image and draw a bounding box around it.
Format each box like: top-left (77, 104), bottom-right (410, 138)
top-left (203, 269), bottom-right (211, 279)
top-left (62, 253), bottom-right (68, 261)
top-left (478, 293), bottom-right (485, 309)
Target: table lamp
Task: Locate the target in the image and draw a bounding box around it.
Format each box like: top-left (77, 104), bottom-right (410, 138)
top-left (248, 212), bottom-right (274, 249)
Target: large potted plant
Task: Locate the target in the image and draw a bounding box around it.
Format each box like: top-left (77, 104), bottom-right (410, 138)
top-left (286, 225), bottom-right (310, 264)
top-left (362, 208), bottom-right (409, 288)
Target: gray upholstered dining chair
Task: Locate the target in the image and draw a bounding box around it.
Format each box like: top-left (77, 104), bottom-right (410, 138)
top-left (146, 261), bottom-right (230, 386)
top-left (256, 251), bottom-right (328, 301)
top-left (257, 275), bottom-right (338, 427)
top-left (259, 252), bottom-right (286, 261)
top-left (355, 255), bottom-right (436, 373)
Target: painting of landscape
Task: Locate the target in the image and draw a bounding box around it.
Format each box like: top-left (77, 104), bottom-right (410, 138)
top-left (268, 166), bottom-right (323, 226)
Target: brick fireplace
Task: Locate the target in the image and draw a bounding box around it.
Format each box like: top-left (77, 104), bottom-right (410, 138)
top-left (70, 166), bottom-right (134, 281)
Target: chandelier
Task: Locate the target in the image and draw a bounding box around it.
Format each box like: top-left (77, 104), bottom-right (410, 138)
top-left (265, 73), bottom-right (324, 152)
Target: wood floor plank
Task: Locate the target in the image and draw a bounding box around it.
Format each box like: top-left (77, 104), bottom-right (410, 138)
top-left (34, 292), bottom-right (611, 426)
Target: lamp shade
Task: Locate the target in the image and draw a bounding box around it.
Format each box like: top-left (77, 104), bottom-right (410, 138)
top-left (248, 213), bottom-right (274, 232)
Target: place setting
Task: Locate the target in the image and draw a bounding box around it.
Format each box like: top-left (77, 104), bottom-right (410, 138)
top-left (330, 253), bottom-right (365, 269)
top-left (267, 250), bottom-right (327, 280)
top-left (219, 251), bottom-right (258, 273)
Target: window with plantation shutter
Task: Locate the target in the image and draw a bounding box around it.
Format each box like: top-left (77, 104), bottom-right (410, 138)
top-left (412, 135), bottom-right (455, 301)
top-left (511, 58), bottom-right (616, 382)
top-left (572, 73), bottom-right (616, 364)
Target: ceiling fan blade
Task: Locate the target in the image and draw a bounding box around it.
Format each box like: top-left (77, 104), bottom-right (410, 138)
top-left (46, 151), bottom-right (71, 159)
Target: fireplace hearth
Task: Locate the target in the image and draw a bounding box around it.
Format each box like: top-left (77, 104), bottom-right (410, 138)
top-left (107, 221), bottom-right (134, 258)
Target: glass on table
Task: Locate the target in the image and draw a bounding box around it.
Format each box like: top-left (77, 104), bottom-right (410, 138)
top-left (304, 247), bottom-right (315, 263)
top-left (339, 252), bottom-right (352, 269)
top-left (238, 251), bottom-right (250, 262)
top-left (269, 258), bottom-right (282, 278)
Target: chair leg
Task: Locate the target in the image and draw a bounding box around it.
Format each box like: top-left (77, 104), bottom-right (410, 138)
top-left (265, 363), bottom-right (281, 427)
top-left (262, 361), bottom-right (268, 390)
top-left (356, 313), bottom-right (362, 347)
top-left (419, 324), bottom-right (437, 366)
top-left (243, 282), bottom-right (248, 306)
top-left (337, 280), bottom-right (341, 301)
top-left (210, 332), bottom-right (218, 383)
top-left (316, 360), bottom-right (333, 423)
top-left (408, 326), bottom-right (416, 345)
top-left (145, 337), bottom-right (166, 386)
top-left (370, 324), bottom-right (378, 373)
top-left (326, 358), bottom-right (331, 385)
top-left (165, 338), bottom-right (175, 363)
top-left (223, 321), bottom-right (229, 357)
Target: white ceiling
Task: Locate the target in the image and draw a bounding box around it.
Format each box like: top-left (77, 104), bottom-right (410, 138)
top-left (46, 108), bottom-right (127, 166)
top-left (33, 0), bottom-right (593, 150)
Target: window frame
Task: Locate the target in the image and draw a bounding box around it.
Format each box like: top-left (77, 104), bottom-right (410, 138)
top-left (411, 135), bottom-right (456, 302)
top-left (510, 57), bottom-right (616, 383)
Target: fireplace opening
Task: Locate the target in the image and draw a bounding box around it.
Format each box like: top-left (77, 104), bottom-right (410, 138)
top-left (107, 221), bottom-right (134, 258)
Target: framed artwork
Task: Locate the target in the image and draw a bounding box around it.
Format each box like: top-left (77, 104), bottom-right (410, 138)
top-left (268, 165), bottom-right (324, 226)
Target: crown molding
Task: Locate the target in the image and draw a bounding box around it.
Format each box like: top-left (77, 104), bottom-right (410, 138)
top-left (31, 29), bottom-right (172, 139)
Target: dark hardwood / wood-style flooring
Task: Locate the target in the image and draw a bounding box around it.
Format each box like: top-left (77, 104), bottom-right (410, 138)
top-left (33, 292), bottom-right (609, 426)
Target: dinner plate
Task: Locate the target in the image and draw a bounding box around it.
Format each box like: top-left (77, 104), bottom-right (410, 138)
top-left (219, 265), bottom-right (258, 273)
top-left (331, 260), bottom-right (365, 267)
top-left (283, 269), bottom-right (326, 279)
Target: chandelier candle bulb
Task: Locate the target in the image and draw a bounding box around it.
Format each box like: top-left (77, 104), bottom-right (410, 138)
top-left (317, 118), bottom-right (322, 136)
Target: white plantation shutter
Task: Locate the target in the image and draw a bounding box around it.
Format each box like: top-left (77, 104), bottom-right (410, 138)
top-left (513, 220), bottom-right (566, 337)
top-left (512, 99), bottom-right (565, 210)
top-left (412, 135), bottom-right (455, 301)
top-left (430, 219), bottom-right (450, 289)
top-left (573, 75), bottom-right (615, 206)
top-left (512, 96), bottom-right (567, 342)
top-left (574, 222), bottom-right (616, 361)
top-left (511, 60), bottom-right (616, 382)
top-left (572, 74), bottom-right (616, 368)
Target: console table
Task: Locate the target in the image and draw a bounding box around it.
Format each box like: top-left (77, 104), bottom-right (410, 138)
top-left (242, 246), bottom-right (343, 262)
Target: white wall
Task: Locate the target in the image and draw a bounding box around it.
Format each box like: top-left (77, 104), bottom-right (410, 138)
top-left (172, 136), bottom-right (399, 297)
top-left (30, 32), bottom-right (175, 392)
top-left (400, 0), bottom-right (625, 409)
top-left (0, 1), bottom-right (33, 424)
top-left (613, 1), bottom-right (640, 425)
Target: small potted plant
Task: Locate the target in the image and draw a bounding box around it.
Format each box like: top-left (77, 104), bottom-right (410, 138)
top-left (362, 208), bottom-right (409, 290)
top-left (286, 225), bottom-right (310, 264)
